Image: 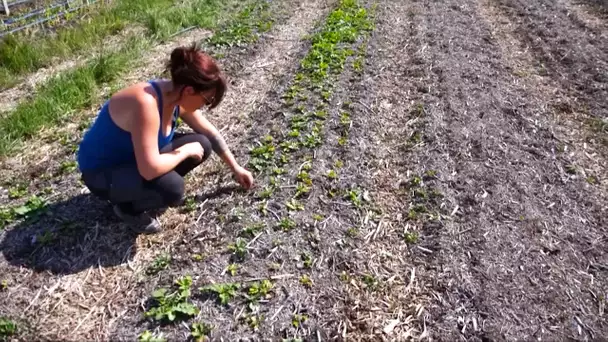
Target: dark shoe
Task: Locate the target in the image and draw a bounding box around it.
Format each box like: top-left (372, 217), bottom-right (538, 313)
top-left (113, 205), bottom-right (162, 234)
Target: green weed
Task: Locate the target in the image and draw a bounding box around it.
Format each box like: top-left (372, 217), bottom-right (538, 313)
top-left (200, 283), bottom-right (240, 305)
top-left (246, 280), bottom-right (274, 302)
top-left (228, 238), bottom-right (248, 260)
top-left (300, 274), bottom-right (313, 288)
top-left (138, 331), bottom-right (166, 342)
top-left (207, 1), bottom-right (273, 47)
top-left (241, 222), bottom-right (265, 238)
top-left (146, 253), bottom-right (171, 276)
top-left (8, 183), bottom-right (27, 199)
top-left (191, 322), bottom-right (213, 342)
top-left (145, 275), bottom-right (199, 323)
top-left (227, 263), bottom-right (239, 276)
top-left (1, 195), bottom-right (47, 229)
top-left (286, 198), bottom-right (305, 211)
top-left (278, 218), bottom-right (296, 232)
top-left (0, 317), bottom-right (16, 338)
top-left (404, 231), bottom-right (419, 244)
top-left (292, 313), bottom-right (308, 328)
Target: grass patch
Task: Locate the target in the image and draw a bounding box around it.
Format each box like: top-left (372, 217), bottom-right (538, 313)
top-left (206, 1), bottom-right (274, 47)
top-left (0, 0), bottom-right (274, 158)
top-left (0, 0), bottom-right (230, 89)
top-left (0, 317), bottom-right (17, 339)
top-left (0, 36), bottom-right (146, 156)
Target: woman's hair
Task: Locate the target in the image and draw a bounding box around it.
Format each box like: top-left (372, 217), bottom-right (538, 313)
top-left (167, 42), bottom-right (226, 109)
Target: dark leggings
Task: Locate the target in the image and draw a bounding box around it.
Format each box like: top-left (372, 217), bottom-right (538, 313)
top-left (81, 133), bottom-right (212, 215)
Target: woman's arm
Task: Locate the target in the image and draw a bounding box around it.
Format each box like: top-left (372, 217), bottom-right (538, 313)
top-left (131, 98), bottom-right (202, 180)
top-left (179, 108), bottom-right (240, 172)
top-left (180, 108), bottom-right (253, 189)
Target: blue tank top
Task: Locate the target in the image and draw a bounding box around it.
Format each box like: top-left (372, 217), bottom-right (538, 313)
top-left (77, 80), bottom-right (179, 172)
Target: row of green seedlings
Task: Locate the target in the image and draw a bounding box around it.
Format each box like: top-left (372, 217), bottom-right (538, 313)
top-left (247, 0), bottom-right (375, 206)
top-left (139, 274), bottom-right (308, 339)
top-left (399, 104), bottom-right (445, 243)
top-left (242, 0), bottom-right (377, 294)
top-left (306, 16), bottom-right (390, 292)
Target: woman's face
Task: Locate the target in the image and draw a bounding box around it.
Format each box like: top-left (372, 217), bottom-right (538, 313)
top-left (180, 86), bottom-right (216, 112)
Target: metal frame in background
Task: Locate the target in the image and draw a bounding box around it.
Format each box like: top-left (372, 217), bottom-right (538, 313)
top-left (2, 0), bottom-right (9, 16)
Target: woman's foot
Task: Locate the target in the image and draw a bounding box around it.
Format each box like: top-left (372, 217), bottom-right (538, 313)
top-left (112, 205), bottom-right (162, 234)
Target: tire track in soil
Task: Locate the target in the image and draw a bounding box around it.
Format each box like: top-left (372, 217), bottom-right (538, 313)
top-left (402, 0), bottom-right (608, 340)
top-left (0, 1), bottom-right (332, 341)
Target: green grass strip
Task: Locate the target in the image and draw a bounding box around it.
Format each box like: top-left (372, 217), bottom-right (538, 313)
top-left (0, 0), bottom-right (274, 158)
top-left (0, 0), bottom-right (224, 89)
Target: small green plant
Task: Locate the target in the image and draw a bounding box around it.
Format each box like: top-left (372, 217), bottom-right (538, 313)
top-left (312, 214), bottom-right (324, 221)
top-left (586, 176), bottom-right (598, 184)
top-left (146, 253), bottom-right (171, 276)
top-left (0, 317), bottom-right (16, 338)
top-left (565, 165), bottom-right (577, 175)
top-left (200, 283), bottom-right (240, 306)
top-left (191, 322), bottom-right (213, 342)
top-left (407, 205), bottom-right (427, 220)
top-left (1, 280), bottom-right (7, 291)
top-left (8, 183), bottom-right (27, 199)
top-left (192, 254), bottom-right (204, 262)
top-left (138, 330), bottom-right (166, 342)
top-left (362, 274), bottom-right (379, 291)
top-left (273, 167), bottom-right (286, 175)
top-left (301, 253), bottom-right (313, 269)
top-left (404, 231), bottom-right (419, 244)
top-left (300, 274), bottom-right (313, 288)
top-left (260, 186), bottom-right (274, 199)
top-left (346, 227), bottom-right (358, 238)
top-left (292, 313), bottom-right (309, 328)
top-left (227, 264), bottom-right (238, 276)
top-left (286, 198), bottom-right (305, 211)
top-left (338, 136), bottom-right (348, 146)
top-left (228, 238), bottom-right (248, 260)
top-left (60, 161), bottom-right (78, 174)
top-left (409, 175), bottom-right (422, 187)
top-left (245, 314), bottom-right (263, 331)
top-left (327, 169), bottom-right (338, 180)
top-left (278, 218), bottom-right (296, 232)
top-left (145, 275), bottom-right (199, 323)
top-left (297, 171), bottom-right (312, 186)
top-left (246, 280), bottom-right (274, 302)
top-left (184, 196), bottom-right (197, 212)
top-left (241, 223), bottom-right (265, 238)
top-left (295, 183), bottom-right (311, 198)
top-left (345, 188), bottom-right (362, 207)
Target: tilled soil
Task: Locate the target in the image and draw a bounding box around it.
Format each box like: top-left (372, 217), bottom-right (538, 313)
top-left (0, 0), bottom-right (607, 341)
top-left (366, 0), bottom-right (608, 340)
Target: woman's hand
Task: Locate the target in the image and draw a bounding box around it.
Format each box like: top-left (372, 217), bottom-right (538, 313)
top-left (233, 165), bottom-right (254, 190)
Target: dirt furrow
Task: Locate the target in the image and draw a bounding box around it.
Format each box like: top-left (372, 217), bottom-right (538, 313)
top-left (402, 0), bottom-right (608, 340)
top-left (0, 0), bottom-right (332, 340)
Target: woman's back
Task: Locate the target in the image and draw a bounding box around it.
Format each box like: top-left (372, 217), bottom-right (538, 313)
top-left (77, 80), bottom-right (178, 172)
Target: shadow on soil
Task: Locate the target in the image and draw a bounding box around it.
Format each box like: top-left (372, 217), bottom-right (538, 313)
top-left (0, 193), bottom-right (139, 275)
top-left (0, 184), bottom-right (242, 276)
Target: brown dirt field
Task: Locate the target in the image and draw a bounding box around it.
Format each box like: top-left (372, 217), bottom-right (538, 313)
top-left (1, 0), bottom-right (607, 340)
